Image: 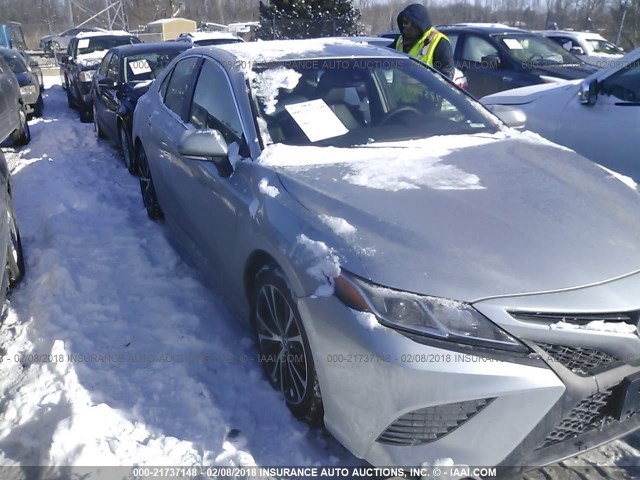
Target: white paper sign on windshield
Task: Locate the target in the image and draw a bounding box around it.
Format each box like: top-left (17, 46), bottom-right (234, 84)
top-left (77, 39), bottom-right (90, 49)
top-left (503, 38), bottom-right (524, 50)
top-left (129, 59), bottom-right (152, 75)
top-left (284, 99), bottom-right (349, 142)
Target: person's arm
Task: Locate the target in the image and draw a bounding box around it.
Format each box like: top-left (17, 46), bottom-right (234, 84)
top-left (432, 38), bottom-right (455, 80)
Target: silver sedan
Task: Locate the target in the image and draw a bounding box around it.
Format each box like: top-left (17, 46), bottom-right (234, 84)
top-left (132, 39), bottom-right (640, 470)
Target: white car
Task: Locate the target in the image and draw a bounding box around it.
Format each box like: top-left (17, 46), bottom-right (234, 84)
top-left (481, 47), bottom-right (640, 182)
top-left (538, 30), bottom-right (624, 69)
top-left (175, 31), bottom-right (244, 47)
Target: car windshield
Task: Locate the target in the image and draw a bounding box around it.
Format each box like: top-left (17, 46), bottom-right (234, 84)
top-left (496, 34), bottom-right (580, 65)
top-left (0, 50), bottom-right (27, 74)
top-left (123, 51), bottom-right (184, 83)
top-left (252, 57), bottom-right (499, 147)
top-left (77, 36), bottom-right (137, 56)
top-left (587, 39), bottom-right (622, 54)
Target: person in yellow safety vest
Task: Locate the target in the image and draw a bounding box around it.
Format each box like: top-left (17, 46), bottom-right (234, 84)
top-left (393, 3), bottom-right (455, 80)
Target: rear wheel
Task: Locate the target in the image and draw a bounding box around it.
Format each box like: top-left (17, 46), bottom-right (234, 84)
top-left (251, 266), bottom-right (323, 424)
top-left (34, 95), bottom-right (44, 117)
top-left (6, 194), bottom-right (25, 288)
top-left (119, 124), bottom-right (136, 175)
top-left (80, 107), bottom-right (92, 123)
top-left (10, 107), bottom-right (31, 146)
top-left (93, 104), bottom-right (106, 139)
top-left (137, 146), bottom-right (163, 221)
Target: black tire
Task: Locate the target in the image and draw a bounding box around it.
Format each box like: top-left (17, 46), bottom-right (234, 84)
top-left (251, 266), bottom-right (323, 424)
top-left (34, 95), bottom-right (44, 117)
top-left (119, 124), bottom-right (137, 175)
top-left (80, 107), bottom-right (93, 123)
top-left (10, 107), bottom-right (31, 147)
top-left (137, 146), bottom-right (163, 221)
top-left (6, 194), bottom-right (25, 288)
top-left (66, 86), bottom-right (76, 109)
top-left (93, 104), bottom-right (106, 139)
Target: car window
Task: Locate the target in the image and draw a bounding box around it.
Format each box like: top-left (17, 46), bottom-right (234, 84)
top-left (548, 36), bottom-right (578, 51)
top-left (445, 33), bottom-right (459, 54)
top-left (0, 50), bottom-right (27, 74)
top-left (496, 34), bottom-right (579, 65)
top-left (76, 36), bottom-right (139, 56)
top-left (99, 52), bottom-right (111, 75)
top-left (163, 56), bottom-right (199, 117)
top-left (189, 60), bottom-right (244, 144)
top-left (107, 54), bottom-right (119, 82)
top-left (601, 60), bottom-right (640, 102)
top-left (587, 39), bottom-right (622, 54)
top-left (461, 35), bottom-right (498, 63)
top-left (123, 51), bottom-right (185, 83)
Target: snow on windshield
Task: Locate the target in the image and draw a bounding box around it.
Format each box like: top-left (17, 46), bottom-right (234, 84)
top-left (252, 67), bottom-right (301, 115)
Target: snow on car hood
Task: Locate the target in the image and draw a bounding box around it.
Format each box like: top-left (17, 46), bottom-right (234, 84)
top-left (264, 134), bottom-right (640, 301)
top-left (482, 80), bottom-right (582, 105)
top-left (76, 51), bottom-right (108, 69)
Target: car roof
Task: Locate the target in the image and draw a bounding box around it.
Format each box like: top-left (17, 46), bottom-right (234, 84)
top-left (76, 30), bottom-right (134, 39)
top-left (179, 31), bottom-right (242, 41)
top-left (538, 30), bottom-right (607, 40)
top-left (214, 38), bottom-right (403, 63)
top-left (110, 42), bottom-right (190, 56)
top-left (439, 24), bottom-right (530, 34)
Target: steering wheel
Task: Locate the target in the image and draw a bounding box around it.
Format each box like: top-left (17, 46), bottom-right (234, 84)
top-left (525, 54), bottom-right (545, 63)
top-left (379, 106), bottom-right (421, 126)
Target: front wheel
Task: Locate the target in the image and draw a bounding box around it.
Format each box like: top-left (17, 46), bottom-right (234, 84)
top-left (251, 266), bottom-right (323, 424)
top-left (137, 146), bottom-right (163, 221)
top-left (6, 194), bottom-right (25, 288)
top-left (10, 107), bottom-right (31, 146)
top-left (119, 125), bottom-right (136, 175)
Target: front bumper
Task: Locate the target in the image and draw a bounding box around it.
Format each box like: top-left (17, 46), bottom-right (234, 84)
top-left (297, 272), bottom-right (640, 469)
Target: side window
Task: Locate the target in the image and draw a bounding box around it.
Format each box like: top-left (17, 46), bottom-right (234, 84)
top-left (67, 39), bottom-right (75, 58)
top-left (99, 53), bottom-right (111, 75)
top-left (462, 35), bottom-right (499, 63)
top-left (446, 33), bottom-right (459, 56)
top-left (188, 60), bottom-right (244, 144)
top-left (163, 57), bottom-right (199, 117)
top-left (107, 54), bottom-right (119, 82)
top-left (159, 67), bottom-right (172, 99)
top-left (601, 61), bottom-right (640, 102)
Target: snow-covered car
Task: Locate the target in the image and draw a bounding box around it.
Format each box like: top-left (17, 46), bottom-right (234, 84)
top-left (91, 42), bottom-right (191, 173)
top-left (61, 30), bottom-right (140, 122)
top-left (175, 31), bottom-right (244, 47)
top-left (132, 39), bottom-right (640, 471)
top-left (0, 149), bottom-right (25, 300)
top-left (39, 26), bottom-right (105, 57)
top-left (538, 30), bottom-right (624, 69)
top-left (481, 47), bottom-right (640, 182)
top-left (0, 53), bottom-right (30, 146)
top-left (0, 48), bottom-right (43, 117)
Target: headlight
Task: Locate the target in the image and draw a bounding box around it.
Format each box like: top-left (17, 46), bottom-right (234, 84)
top-left (335, 272), bottom-right (527, 352)
top-left (20, 85), bottom-right (37, 96)
top-left (79, 70), bottom-right (95, 82)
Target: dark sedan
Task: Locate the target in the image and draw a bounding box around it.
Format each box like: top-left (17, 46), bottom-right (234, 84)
top-left (439, 24), bottom-right (597, 98)
top-left (0, 48), bottom-right (43, 117)
top-left (91, 42), bottom-right (190, 174)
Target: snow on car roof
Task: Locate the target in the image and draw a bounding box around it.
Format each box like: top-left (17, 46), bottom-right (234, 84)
top-left (538, 30), bottom-right (607, 40)
top-left (76, 30), bottom-right (134, 39)
top-left (180, 31), bottom-right (241, 41)
top-left (217, 38), bottom-right (401, 63)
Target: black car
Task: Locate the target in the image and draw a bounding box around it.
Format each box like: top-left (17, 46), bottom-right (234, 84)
top-left (438, 24), bottom-right (598, 98)
top-left (62, 32), bottom-right (140, 122)
top-left (0, 55), bottom-right (30, 146)
top-left (18, 51), bottom-right (44, 91)
top-left (91, 42), bottom-right (190, 174)
top-left (0, 48), bottom-right (43, 117)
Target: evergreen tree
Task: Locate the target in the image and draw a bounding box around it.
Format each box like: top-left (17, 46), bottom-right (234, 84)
top-left (258, 0), bottom-right (363, 40)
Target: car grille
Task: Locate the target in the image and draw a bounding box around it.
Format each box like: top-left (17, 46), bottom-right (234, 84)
top-left (537, 343), bottom-right (620, 376)
top-left (509, 311), bottom-right (636, 325)
top-left (377, 398), bottom-right (493, 446)
top-left (538, 390), bottom-right (615, 450)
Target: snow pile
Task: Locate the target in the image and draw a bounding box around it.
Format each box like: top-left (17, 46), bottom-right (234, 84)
top-left (258, 178), bottom-right (279, 198)
top-left (550, 320), bottom-right (638, 334)
top-left (296, 234), bottom-right (341, 297)
top-left (252, 67), bottom-right (301, 115)
top-left (318, 215), bottom-right (356, 238)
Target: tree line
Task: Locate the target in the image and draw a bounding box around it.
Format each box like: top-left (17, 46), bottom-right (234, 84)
top-left (2, 0), bottom-right (638, 51)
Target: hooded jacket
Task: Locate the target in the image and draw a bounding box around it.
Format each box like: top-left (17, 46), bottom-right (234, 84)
top-left (395, 3), bottom-right (454, 79)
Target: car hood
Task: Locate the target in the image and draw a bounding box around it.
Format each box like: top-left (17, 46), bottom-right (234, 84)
top-left (265, 133), bottom-right (640, 301)
top-left (529, 63), bottom-right (597, 79)
top-left (482, 79), bottom-right (581, 105)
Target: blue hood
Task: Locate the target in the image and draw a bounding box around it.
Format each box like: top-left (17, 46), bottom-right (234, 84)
top-left (397, 3), bottom-right (432, 34)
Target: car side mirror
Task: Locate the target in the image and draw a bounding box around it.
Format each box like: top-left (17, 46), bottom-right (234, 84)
top-left (98, 77), bottom-right (116, 89)
top-left (570, 46), bottom-right (585, 56)
top-left (486, 105), bottom-right (527, 130)
top-left (579, 78), bottom-right (598, 105)
top-left (481, 54), bottom-right (501, 69)
top-left (178, 129), bottom-right (233, 177)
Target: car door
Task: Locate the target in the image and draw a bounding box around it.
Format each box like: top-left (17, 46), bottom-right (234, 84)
top-left (167, 58), bottom-right (248, 268)
top-left (98, 53), bottom-right (121, 139)
top-left (554, 58), bottom-right (640, 180)
top-left (145, 55), bottom-right (201, 225)
top-left (93, 52), bottom-right (112, 131)
top-left (457, 33), bottom-right (508, 98)
top-left (0, 58), bottom-right (11, 140)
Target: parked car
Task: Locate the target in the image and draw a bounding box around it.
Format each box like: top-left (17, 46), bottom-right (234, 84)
top-left (17, 51), bottom-right (44, 91)
top-left (175, 31), bottom-right (244, 47)
top-left (62, 30), bottom-right (140, 122)
top-left (39, 26), bottom-right (105, 57)
top-left (482, 47), bottom-right (640, 182)
top-left (0, 48), bottom-right (43, 117)
top-left (438, 24), bottom-right (597, 98)
top-left (0, 22), bottom-right (26, 50)
top-left (0, 55), bottom-right (30, 146)
top-left (91, 42), bottom-right (191, 173)
top-left (132, 39), bottom-right (640, 471)
top-left (0, 149), bottom-right (26, 301)
top-left (538, 30), bottom-right (624, 69)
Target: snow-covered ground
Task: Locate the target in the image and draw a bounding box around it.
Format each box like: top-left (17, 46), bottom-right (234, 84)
top-left (0, 76), bottom-right (639, 478)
